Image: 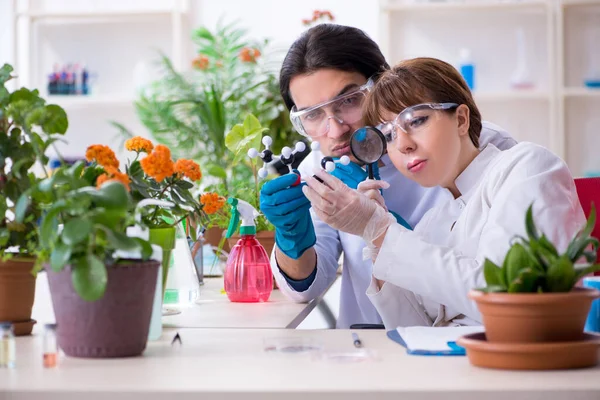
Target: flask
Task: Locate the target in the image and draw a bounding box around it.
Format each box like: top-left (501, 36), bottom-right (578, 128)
top-left (224, 198), bottom-right (273, 302)
top-left (0, 322), bottom-right (16, 369)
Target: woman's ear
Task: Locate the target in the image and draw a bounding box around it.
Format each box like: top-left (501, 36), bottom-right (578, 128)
top-left (456, 104), bottom-right (470, 137)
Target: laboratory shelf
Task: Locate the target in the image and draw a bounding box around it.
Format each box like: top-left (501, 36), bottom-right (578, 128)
top-left (474, 90), bottom-right (551, 101)
top-left (562, 87), bottom-right (600, 98)
top-left (45, 94), bottom-right (135, 108)
top-left (382, 0), bottom-right (548, 13)
top-left (16, 10), bottom-right (172, 24)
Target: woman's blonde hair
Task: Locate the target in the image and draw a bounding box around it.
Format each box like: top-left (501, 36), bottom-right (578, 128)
top-left (364, 57), bottom-right (482, 147)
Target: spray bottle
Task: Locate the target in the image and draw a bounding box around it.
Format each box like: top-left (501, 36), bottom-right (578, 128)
top-left (224, 198), bottom-right (273, 302)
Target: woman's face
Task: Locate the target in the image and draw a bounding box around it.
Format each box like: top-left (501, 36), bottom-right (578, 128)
top-left (381, 104), bottom-right (470, 189)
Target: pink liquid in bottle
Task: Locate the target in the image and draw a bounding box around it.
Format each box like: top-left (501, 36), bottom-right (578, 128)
top-left (224, 235), bottom-right (273, 302)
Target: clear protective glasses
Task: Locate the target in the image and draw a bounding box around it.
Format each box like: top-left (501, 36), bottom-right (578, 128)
top-left (289, 79), bottom-right (374, 138)
top-left (376, 102), bottom-right (459, 144)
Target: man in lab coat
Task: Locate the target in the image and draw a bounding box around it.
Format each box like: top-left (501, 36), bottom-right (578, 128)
top-left (259, 24), bottom-right (517, 329)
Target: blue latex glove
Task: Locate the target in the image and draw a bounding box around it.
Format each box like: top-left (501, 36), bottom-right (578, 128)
top-left (329, 159), bottom-right (380, 189)
top-left (260, 171), bottom-right (316, 260)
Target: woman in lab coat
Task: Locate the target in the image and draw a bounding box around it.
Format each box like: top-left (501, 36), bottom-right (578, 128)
top-left (302, 57), bottom-right (586, 329)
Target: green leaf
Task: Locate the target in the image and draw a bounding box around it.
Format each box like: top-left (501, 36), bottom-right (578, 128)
top-left (504, 242), bottom-right (533, 284)
top-left (39, 207), bottom-right (62, 248)
top-left (581, 203), bottom-right (596, 239)
top-left (14, 193), bottom-right (30, 223)
top-left (72, 254), bottom-right (107, 301)
top-left (105, 230), bottom-right (140, 251)
top-left (0, 63), bottom-right (13, 85)
top-left (0, 86), bottom-right (9, 106)
top-left (175, 180), bottom-right (194, 190)
top-left (0, 228), bottom-right (9, 247)
top-left (206, 164), bottom-right (227, 180)
top-left (575, 263), bottom-right (600, 282)
top-left (87, 181), bottom-right (130, 211)
top-left (91, 210), bottom-right (126, 230)
top-left (483, 258), bottom-right (505, 287)
top-left (67, 161), bottom-right (86, 179)
top-left (62, 217), bottom-right (93, 246)
top-left (133, 237), bottom-right (153, 260)
top-left (546, 255), bottom-right (576, 292)
top-left (50, 241), bottom-right (72, 272)
top-left (508, 268), bottom-right (542, 293)
top-left (41, 104), bottom-right (68, 134)
top-left (524, 203), bottom-right (539, 241)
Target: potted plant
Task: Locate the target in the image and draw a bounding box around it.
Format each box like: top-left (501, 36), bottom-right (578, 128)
top-left (469, 204), bottom-right (600, 343)
top-left (35, 161), bottom-right (160, 358)
top-left (0, 63), bottom-right (68, 335)
top-left (83, 138), bottom-right (208, 298)
top-left (203, 114), bottom-right (276, 255)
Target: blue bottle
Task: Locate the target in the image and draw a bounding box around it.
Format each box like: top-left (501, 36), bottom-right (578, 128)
top-left (459, 48), bottom-right (475, 91)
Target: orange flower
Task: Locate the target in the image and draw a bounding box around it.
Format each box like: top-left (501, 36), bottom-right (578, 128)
top-left (174, 159), bottom-right (202, 181)
top-left (200, 193), bottom-right (226, 215)
top-left (192, 55), bottom-right (209, 70)
top-left (239, 47), bottom-right (261, 63)
top-left (125, 136), bottom-right (154, 153)
top-left (86, 144), bottom-right (119, 169)
top-left (96, 166), bottom-right (131, 191)
top-left (140, 144), bottom-right (174, 182)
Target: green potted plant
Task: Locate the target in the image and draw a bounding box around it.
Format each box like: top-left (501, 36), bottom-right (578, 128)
top-left (35, 162), bottom-right (159, 358)
top-left (0, 63), bottom-right (68, 335)
top-left (469, 204), bottom-right (600, 343)
top-left (83, 137), bottom-right (208, 299)
top-left (203, 114), bottom-right (276, 255)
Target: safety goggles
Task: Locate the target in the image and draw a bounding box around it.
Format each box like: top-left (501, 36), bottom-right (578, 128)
top-left (375, 102), bottom-right (459, 143)
top-left (289, 79), bottom-right (374, 138)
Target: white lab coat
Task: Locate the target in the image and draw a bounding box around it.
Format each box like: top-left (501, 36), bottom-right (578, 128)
top-left (368, 142), bottom-right (586, 329)
top-left (272, 121), bottom-right (517, 328)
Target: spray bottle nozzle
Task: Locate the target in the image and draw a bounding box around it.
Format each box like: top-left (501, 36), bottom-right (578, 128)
top-left (225, 198), bottom-right (260, 238)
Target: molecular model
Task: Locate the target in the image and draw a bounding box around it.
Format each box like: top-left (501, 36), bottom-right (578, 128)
top-left (248, 136), bottom-right (351, 179)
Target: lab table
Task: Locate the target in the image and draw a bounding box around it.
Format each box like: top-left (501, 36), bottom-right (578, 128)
top-left (31, 273), bottom-right (336, 330)
top-left (1, 328), bottom-right (599, 400)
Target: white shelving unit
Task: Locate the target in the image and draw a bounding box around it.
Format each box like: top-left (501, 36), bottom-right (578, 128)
top-left (11, 0), bottom-right (190, 161)
top-left (379, 0), bottom-right (600, 177)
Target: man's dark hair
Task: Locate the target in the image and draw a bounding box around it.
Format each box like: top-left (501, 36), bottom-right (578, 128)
top-left (279, 24), bottom-right (390, 110)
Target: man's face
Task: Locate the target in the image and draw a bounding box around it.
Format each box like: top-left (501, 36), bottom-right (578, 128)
top-left (289, 69), bottom-right (367, 162)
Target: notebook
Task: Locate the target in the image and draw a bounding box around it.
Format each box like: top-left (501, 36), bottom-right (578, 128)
top-left (387, 326), bottom-right (484, 356)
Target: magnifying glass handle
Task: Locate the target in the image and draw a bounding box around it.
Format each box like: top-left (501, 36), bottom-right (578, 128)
top-left (367, 163), bottom-right (376, 180)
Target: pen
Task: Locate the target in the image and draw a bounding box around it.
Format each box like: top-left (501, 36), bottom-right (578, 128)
top-left (352, 332), bottom-right (362, 348)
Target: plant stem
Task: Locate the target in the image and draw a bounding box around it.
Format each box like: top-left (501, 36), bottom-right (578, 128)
top-left (150, 178), bottom-right (175, 223)
top-left (252, 159), bottom-right (259, 208)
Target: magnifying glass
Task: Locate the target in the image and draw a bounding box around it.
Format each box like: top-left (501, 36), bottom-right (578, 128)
top-left (350, 126), bottom-right (386, 179)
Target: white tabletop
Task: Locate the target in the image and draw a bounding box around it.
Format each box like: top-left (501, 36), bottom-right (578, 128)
top-left (2, 328), bottom-right (599, 400)
top-left (32, 273), bottom-right (326, 330)
top-left (162, 278), bottom-right (321, 329)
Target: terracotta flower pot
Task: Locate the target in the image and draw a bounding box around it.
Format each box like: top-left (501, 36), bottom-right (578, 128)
top-left (469, 288), bottom-right (600, 343)
top-left (47, 259), bottom-right (159, 358)
top-left (0, 258), bottom-right (36, 336)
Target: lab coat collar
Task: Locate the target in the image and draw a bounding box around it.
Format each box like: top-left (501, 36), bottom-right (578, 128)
top-left (454, 144), bottom-right (501, 200)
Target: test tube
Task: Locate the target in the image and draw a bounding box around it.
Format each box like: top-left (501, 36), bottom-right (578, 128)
top-left (43, 323), bottom-right (58, 368)
top-left (0, 322), bottom-right (16, 369)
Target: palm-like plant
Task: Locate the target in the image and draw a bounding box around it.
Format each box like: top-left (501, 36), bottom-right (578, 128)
top-left (123, 20), bottom-right (300, 193)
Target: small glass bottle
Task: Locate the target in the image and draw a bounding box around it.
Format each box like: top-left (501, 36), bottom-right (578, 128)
top-left (0, 322), bottom-right (16, 369)
top-left (43, 323), bottom-right (58, 368)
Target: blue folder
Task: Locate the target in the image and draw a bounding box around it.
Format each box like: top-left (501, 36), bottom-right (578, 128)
top-left (386, 329), bottom-right (466, 356)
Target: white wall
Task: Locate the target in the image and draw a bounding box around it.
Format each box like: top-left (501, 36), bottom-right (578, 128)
top-left (191, 0), bottom-right (379, 54)
top-left (0, 0), bottom-right (379, 163)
